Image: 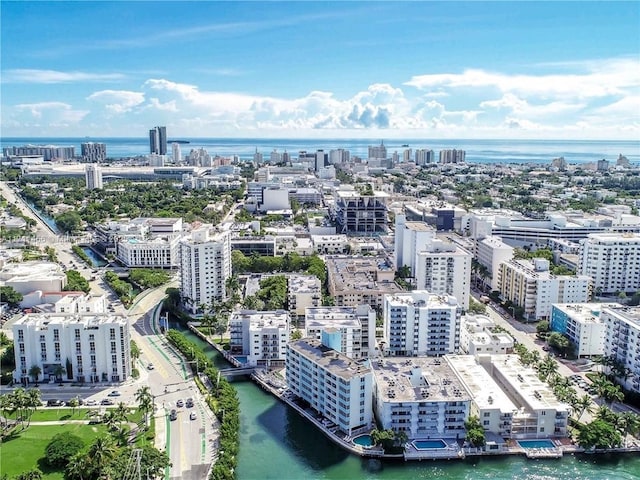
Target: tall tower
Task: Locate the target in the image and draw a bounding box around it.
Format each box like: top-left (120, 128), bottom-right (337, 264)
top-left (85, 163), bottom-right (103, 190)
top-left (149, 126), bottom-right (167, 155)
top-left (172, 142), bottom-right (181, 163)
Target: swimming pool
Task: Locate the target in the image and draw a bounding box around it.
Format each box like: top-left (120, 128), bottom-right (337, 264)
top-left (413, 439), bottom-right (447, 450)
top-left (518, 440), bottom-right (555, 449)
top-left (353, 434), bottom-right (373, 447)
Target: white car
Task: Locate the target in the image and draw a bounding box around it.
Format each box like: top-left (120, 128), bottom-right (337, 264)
top-left (85, 399), bottom-right (97, 406)
top-left (190, 412), bottom-right (197, 421)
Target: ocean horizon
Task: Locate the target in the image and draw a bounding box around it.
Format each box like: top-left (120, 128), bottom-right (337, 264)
top-left (1, 136), bottom-right (639, 165)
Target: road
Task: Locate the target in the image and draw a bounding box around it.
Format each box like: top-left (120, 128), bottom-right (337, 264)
top-left (1, 180), bottom-right (219, 479)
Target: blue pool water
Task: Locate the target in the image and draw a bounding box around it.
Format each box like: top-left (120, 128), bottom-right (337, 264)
top-left (518, 440), bottom-right (556, 449)
top-left (413, 439), bottom-right (447, 449)
top-left (234, 356), bottom-right (248, 364)
top-left (353, 435), bottom-right (372, 447)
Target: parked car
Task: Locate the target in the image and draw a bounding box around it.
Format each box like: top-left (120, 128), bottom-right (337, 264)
top-left (186, 398), bottom-right (194, 408)
top-left (176, 399), bottom-right (184, 407)
top-left (108, 390), bottom-right (121, 397)
top-left (47, 399), bottom-right (64, 407)
top-left (85, 399), bottom-right (97, 406)
top-left (189, 412), bottom-right (197, 421)
top-left (147, 363), bottom-right (155, 370)
top-left (101, 398), bottom-right (114, 406)
top-left (170, 409), bottom-right (178, 421)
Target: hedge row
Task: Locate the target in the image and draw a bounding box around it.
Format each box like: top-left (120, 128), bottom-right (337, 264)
top-left (165, 330), bottom-right (240, 480)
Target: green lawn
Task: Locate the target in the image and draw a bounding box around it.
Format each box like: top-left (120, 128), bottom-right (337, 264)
top-left (5, 407), bottom-right (142, 423)
top-left (0, 423), bottom-right (107, 479)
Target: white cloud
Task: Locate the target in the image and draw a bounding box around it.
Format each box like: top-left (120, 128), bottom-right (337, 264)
top-left (404, 57), bottom-right (640, 99)
top-left (87, 90), bottom-right (145, 113)
top-left (14, 101), bottom-right (88, 123)
top-left (3, 69), bottom-right (125, 84)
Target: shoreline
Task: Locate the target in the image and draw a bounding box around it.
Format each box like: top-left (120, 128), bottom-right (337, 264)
top-left (184, 323), bottom-right (640, 463)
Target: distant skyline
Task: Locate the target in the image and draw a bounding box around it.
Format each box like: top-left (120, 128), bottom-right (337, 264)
top-left (1, 2), bottom-right (639, 140)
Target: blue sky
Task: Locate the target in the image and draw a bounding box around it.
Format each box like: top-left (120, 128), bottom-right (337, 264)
top-left (1, 1), bottom-right (639, 139)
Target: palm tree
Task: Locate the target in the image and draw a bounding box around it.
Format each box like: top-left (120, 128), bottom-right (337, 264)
top-left (24, 389), bottom-right (41, 427)
top-left (595, 405), bottom-right (618, 424)
top-left (135, 386), bottom-right (154, 427)
top-left (66, 453), bottom-right (91, 480)
top-left (616, 411), bottom-right (640, 447)
top-left (537, 355), bottom-right (559, 382)
top-left (28, 365), bottom-right (41, 386)
top-left (602, 384), bottom-right (625, 405)
top-left (87, 436), bottom-right (118, 479)
top-left (52, 364), bottom-right (66, 385)
top-left (529, 350), bottom-right (541, 368)
top-left (102, 410), bottom-right (118, 432)
top-left (590, 374), bottom-right (611, 398)
top-left (114, 402), bottom-right (129, 427)
top-left (67, 397), bottom-right (80, 417)
top-left (572, 394), bottom-right (594, 422)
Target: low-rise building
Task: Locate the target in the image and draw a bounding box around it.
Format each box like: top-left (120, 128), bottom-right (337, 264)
top-left (286, 338), bottom-right (373, 436)
top-left (116, 235), bottom-right (181, 268)
top-left (229, 310), bottom-right (290, 367)
top-left (446, 355), bottom-right (516, 437)
top-left (12, 312), bottom-right (131, 385)
top-left (370, 356), bottom-right (470, 439)
top-left (479, 354), bottom-right (570, 438)
top-left (0, 261), bottom-right (67, 296)
top-left (311, 234), bottom-right (349, 255)
top-left (459, 315), bottom-right (514, 355)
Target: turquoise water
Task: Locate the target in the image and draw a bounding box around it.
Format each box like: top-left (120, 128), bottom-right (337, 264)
top-left (178, 328), bottom-right (640, 480)
top-left (353, 435), bottom-right (373, 447)
top-left (80, 246), bottom-right (108, 266)
top-left (518, 440), bottom-right (557, 449)
top-left (413, 439), bottom-right (448, 449)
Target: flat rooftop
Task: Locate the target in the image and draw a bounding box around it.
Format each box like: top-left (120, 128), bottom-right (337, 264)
top-left (370, 356), bottom-right (471, 403)
top-left (13, 312), bottom-right (128, 328)
top-left (446, 355), bottom-right (517, 412)
top-left (289, 338), bottom-right (370, 380)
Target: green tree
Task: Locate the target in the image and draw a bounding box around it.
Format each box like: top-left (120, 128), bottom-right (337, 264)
top-left (464, 415), bottom-right (486, 447)
top-left (0, 285), bottom-right (23, 308)
top-left (28, 365), bottom-right (41, 386)
top-left (547, 332), bottom-right (570, 353)
top-left (537, 355), bottom-right (559, 382)
top-left (13, 469), bottom-right (43, 480)
top-left (291, 329), bottom-right (303, 341)
top-left (53, 365), bottom-right (66, 384)
top-left (572, 394), bottom-right (594, 421)
top-left (45, 432), bottom-right (85, 468)
top-left (577, 419), bottom-right (622, 449)
top-left (67, 397), bottom-right (80, 417)
top-left (135, 386), bottom-right (154, 427)
top-left (536, 320), bottom-right (550, 334)
top-left (64, 270), bottom-right (91, 294)
top-left (55, 211), bottom-right (82, 233)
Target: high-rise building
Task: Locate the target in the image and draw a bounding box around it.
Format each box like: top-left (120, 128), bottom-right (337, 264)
top-left (85, 163), bottom-right (103, 190)
top-left (383, 290), bottom-right (461, 357)
top-left (81, 142), bottom-right (106, 163)
top-left (3, 144), bottom-right (75, 161)
top-left (149, 126), bottom-right (167, 155)
top-left (394, 215), bottom-right (436, 274)
top-left (578, 233), bottom-right (640, 295)
top-left (368, 141), bottom-right (387, 160)
top-left (179, 227), bottom-right (231, 314)
top-left (415, 149), bottom-right (434, 165)
top-left (172, 142), bottom-right (181, 163)
top-left (329, 148), bottom-right (350, 164)
top-left (414, 239), bottom-right (472, 309)
top-left (439, 149), bottom-right (466, 164)
top-left (253, 148), bottom-right (263, 164)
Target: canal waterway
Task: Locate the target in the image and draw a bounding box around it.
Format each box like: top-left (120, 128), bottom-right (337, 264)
top-left (80, 246), bottom-right (108, 267)
top-left (178, 328), bottom-right (640, 480)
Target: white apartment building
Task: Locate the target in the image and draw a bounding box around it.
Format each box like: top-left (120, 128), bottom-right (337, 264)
top-left (446, 355), bottom-right (517, 438)
top-left (286, 338), bottom-right (373, 436)
top-left (179, 227), bottom-right (231, 314)
top-left (304, 305), bottom-right (376, 359)
top-left (85, 163), bottom-right (103, 190)
top-left (394, 215), bottom-right (436, 275)
top-left (578, 233), bottom-right (640, 295)
top-left (371, 357), bottom-right (470, 439)
top-left (476, 236), bottom-right (514, 290)
top-left (311, 234), bottom-right (349, 255)
top-left (459, 315), bottom-right (514, 355)
top-left (602, 306), bottom-right (640, 394)
top-left (116, 235), bottom-right (181, 268)
top-left (229, 310), bottom-right (290, 367)
top-left (287, 274), bottom-right (321, 320)
top-left (81, 142), bottom-right (106, 163)
top-left (383, 291), bottom-right (461, 357)
top-left (479, 354), bottom-right (570, 438)
top-left (439, 149), bottom-right (466, 164)
top-left (415, 240), bottom-right (472, 309)
top-left (498, 259), bottom-right (591, 321)
top-left (12, 313), bottom-right (131, 385)
top-left (0, 261), bottom-right (67, 296)
top-left (550, 303), bottom-right (618, 357)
